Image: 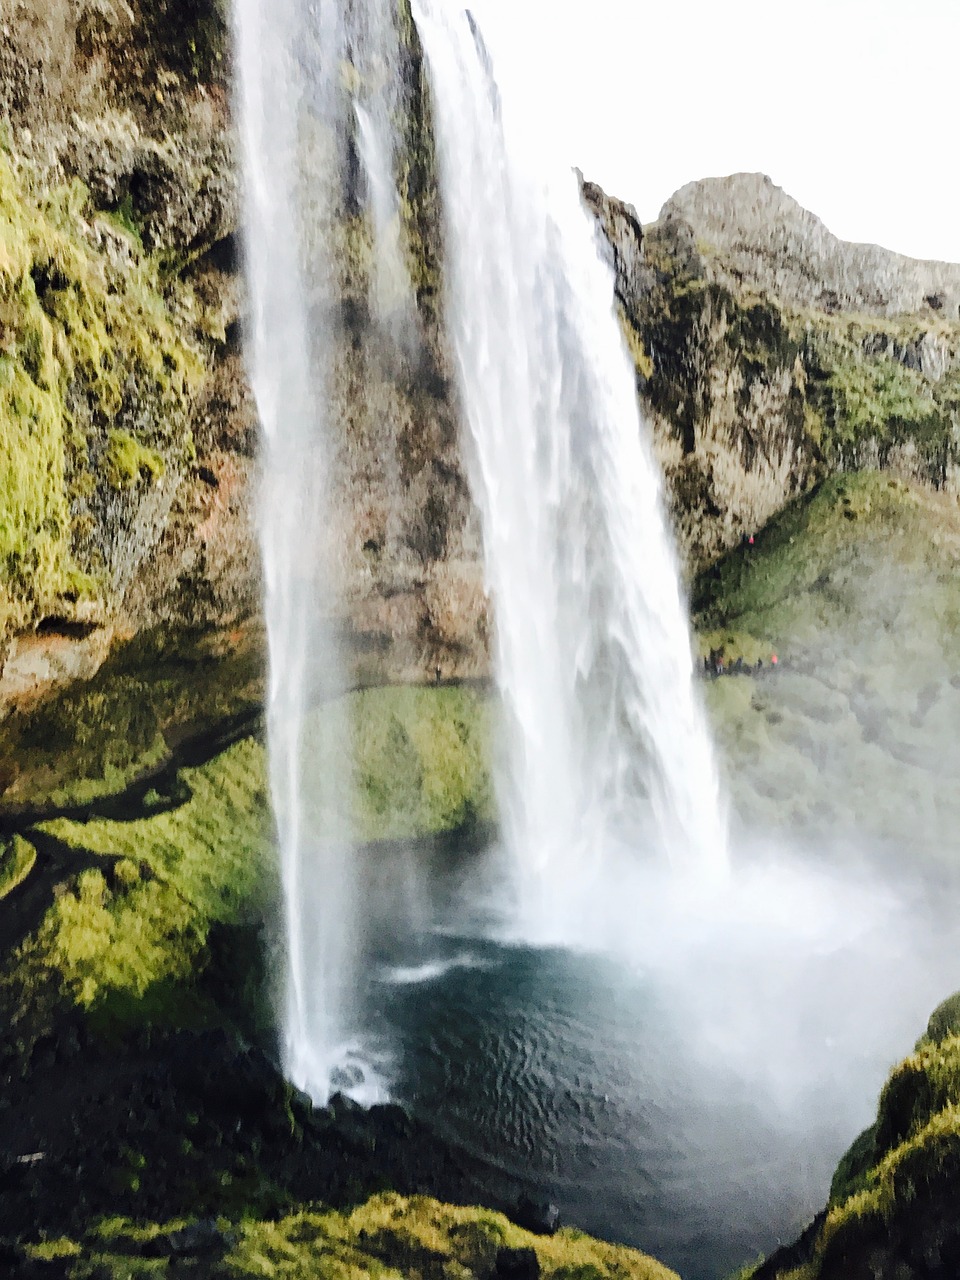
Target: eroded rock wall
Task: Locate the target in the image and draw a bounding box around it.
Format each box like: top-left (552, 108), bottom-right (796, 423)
top-left (592, 173), bottom-right (960, 572)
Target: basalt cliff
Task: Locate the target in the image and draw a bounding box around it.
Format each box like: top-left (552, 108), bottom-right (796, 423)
top-left (3, 1), bottom-right (960, 762)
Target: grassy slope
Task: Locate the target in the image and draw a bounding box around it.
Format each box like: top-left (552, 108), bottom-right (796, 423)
top-left (30, 1193), bottom-right (678, 1279)
top-left (696, 476), bottom-right (960, 1277)
top-left (692, 471), bottom-right (960, 852)
top-left (4, 684), bottom-right (491, 1042)
top-left (752, 995), bottom-right (960, 1280)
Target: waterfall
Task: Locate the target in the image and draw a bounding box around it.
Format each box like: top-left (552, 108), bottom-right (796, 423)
top-left (233, 0), bottom-right (411, 1103)
top-left (236, 0), bottom-right (728, 1095)
top-left (412, 0), bottom-right (728, 933)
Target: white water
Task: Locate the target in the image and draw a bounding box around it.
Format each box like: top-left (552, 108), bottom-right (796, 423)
top-left (237, 0), bottom-right (729, 1091)
top-left (412, 1), bottom-right (728, 936)
top-left (233, 0), bottom-right (411, 1103)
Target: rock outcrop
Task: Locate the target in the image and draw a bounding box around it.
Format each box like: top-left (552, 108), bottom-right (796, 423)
top-left (662, 173), bottom-right (960, 320)
top-left (752, 992), bottom-right (960, 1280)
top-left (603, 172), bottom-right (960, 570)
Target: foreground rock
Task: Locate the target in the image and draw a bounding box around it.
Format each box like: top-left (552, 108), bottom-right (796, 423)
top-left (2, 1193), bottom-right (678, 1279)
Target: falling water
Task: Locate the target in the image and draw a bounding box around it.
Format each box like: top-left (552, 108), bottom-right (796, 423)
top-left (233, 0), bottom-right (412, 1102)
top-left (412, 1), bottom-right (728, 932)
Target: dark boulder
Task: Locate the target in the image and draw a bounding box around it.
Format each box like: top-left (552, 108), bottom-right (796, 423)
top-left (165, 1217), bottom-right (232, 1257)
top-left (511, 1196), bottom-right (560, 1236)
top-left (494, 1246), bottom-right (540, 1280)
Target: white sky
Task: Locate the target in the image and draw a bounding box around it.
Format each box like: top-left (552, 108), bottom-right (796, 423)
top-left (468, 0), bottom-right (960, 263)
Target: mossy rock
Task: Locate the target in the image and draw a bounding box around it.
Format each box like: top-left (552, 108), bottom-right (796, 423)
top-left (0, 147), bottom-right (203, 636)
top-left (0, 832), bottom-right (36, 898)
top-left (33, 1193), bottom-right (678, 1280)
top-left (756, 1002), bottom-right (960, 1279)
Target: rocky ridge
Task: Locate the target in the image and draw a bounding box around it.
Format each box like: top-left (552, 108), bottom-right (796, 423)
top-left (593, 172), bottom-right (960, 569)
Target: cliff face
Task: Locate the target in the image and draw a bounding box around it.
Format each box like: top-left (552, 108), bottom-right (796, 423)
top-left (0, 0), bottom-right (257, 695)
top-left (596, 172), bottom-right (960, 570)
top-left (4, 8), bottom-right (960, 805)
top-left (0, 0), bottom-right (487, 755)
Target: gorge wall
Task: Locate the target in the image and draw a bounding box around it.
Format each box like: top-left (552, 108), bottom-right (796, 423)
top-left (2, 0), bottom-right (960, 805)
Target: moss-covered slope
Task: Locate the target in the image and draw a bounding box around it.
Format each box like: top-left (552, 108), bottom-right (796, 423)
top-left (752, 995), bottom-right (960, 1280)
top-left (14, 1192), bottom-right (678, 1279)
top-left (691, 470), bottom-right (960, 854)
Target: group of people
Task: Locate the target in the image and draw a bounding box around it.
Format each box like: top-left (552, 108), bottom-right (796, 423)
top-left (703, 649), bottom-right (779, 678)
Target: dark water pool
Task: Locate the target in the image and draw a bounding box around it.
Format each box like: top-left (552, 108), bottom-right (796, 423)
top-left (352, 841), bottom-right (959, 1280)
top-left (365, 938), bottom-right (842, 1280)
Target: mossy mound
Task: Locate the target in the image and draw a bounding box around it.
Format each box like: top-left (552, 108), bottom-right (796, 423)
top-left (21, 1192), bottom-right (677, 1279)
top-left (0, 627), bottom-right (264, 817)
top-left (3, 681), bottom-right (492, 1041)
top-left (693, 471), bottom-right (960, 854)
top-left (752, 993), bottom-right (960, 1280)
top-left (4, 733), bottom-right (274, 1046)
top-left (693, 470), bottom-right (960, 652)
top-left (350, 685), bottom-right (494, 842)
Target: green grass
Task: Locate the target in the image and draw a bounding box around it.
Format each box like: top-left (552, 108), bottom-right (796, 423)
top-left (14, 736), bottom-right (272, 1030)
top-left (0, 627), bottom-right (264, 814)
top-left (6, 683), bottom-right (493, 1033)
top-left (350, 685), bottom-right (494, 842)
top-left (39, 1193), bottom-right (679, 1280)
top-left (693, 470), bottom-right (959, 658)
top-left (0, 832), bottom-right (36, 898)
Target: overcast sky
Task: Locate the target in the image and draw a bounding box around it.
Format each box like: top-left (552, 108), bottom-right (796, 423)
top-left (468, 0), bottom-right (960, 263)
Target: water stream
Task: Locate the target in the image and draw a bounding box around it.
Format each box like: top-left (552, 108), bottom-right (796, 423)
top-left (233, 0), bottom-right (414, 1103)
top-left (412, 0), bottom-right (728, 938)
top-left (237, 0), bottom-right (726, 1094)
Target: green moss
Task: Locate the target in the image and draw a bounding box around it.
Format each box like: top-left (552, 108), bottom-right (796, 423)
top-left (619, 308), bottom-right (654, 380)
top-left (759, 1000), bottom-right (960, 1278)
top-left (922, 991), bottom-right (960, 1047)
top-left (693, 471), bottom-right (936, 645)
top-left (0, 627), bottom-right (263, 815)
top-left (65, 1193), bottom-right (677, 1280)
top-left (4, 681), bottom-right (492, 1032)
top-left (0, 147), bottom-right (203, 634)
top-left (810, 335), bottom-right (948, 463)
top-left (0, 832), bottom-right (36, 898)
top-left (102, 428), bottom-right (165, 490)
top-left (350, 685), bottom-right (494, 842)
top-left (14, 735), bottom-right (272, 1031)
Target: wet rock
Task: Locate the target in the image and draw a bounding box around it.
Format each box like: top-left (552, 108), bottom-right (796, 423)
top-left (165, 1218), bottom-right (231, 1256)
top-left (511, 1196), bottom-right (560, 1236)
top-left (495, 1246), bottom-right (540, 1280)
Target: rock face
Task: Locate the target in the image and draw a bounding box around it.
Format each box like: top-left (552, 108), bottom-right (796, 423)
top-left (0, 0), bottom-right (486, 756)
top-left (662, 173), bottom-right (960, 320)
top-left (4, 5), bottom-right (960, 787)
top-left (600, 172), bottom-right (960, 570)
top-left (0, 0), bottom-right (257, 680)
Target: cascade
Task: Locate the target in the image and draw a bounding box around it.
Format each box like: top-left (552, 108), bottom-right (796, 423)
top-left (233, 0), bottom-right (413, 1102)
top-left (236, 0), bottom-right (728, 1096)
top-left (412, 0), bottom-right (729, 932)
